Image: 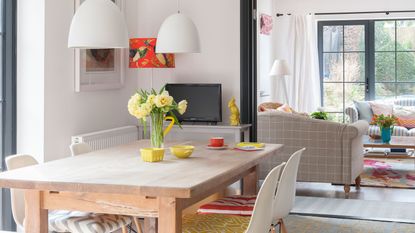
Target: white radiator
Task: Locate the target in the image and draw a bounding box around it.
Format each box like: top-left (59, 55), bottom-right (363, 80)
top-left (71, 126), bottom-right (140, 151)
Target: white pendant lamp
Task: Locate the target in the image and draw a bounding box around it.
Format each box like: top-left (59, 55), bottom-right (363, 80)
top-left (156, 0), bottom-right (201, 53)
top-left (68, 0), bottom-right (129, 49)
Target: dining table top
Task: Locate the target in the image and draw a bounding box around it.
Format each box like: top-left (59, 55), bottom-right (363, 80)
top-left (0, 140), bottom-right (283, 198)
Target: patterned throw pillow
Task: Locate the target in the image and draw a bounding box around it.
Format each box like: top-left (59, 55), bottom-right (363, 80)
top-left (397, 119), bottom-right (415, 129)
top-left (394, 105), bottom-right (415, 129)
top-left (277, 104), bottom-right (293, 113)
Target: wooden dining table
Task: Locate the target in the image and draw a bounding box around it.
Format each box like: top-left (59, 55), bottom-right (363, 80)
top-left (0, 140), bottom-right (283, 233)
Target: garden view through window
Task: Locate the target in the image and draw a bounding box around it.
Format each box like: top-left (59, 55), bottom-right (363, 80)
top-left (319, 20), bottom-right (415, 122)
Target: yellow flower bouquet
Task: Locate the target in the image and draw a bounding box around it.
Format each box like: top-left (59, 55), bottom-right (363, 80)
top-left (128, 87), bottom-right (187, 148)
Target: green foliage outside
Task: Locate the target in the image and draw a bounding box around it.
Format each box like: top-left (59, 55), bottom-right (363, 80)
top-left (322, 20), bottom-right (415, 123)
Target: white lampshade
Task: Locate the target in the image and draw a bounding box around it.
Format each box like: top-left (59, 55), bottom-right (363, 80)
top-left (68, 0), bottom-right (129, 49)
top-left (269, 59), bottom-right (291, 77)
top-left (156, 13), bottom-right (201, 53)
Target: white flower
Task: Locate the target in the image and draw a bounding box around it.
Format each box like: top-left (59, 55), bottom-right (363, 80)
top-left (178, 100), bottom-right (188, 115)
top-left (128, 93), bottom-right (143, 118)
top-left (146, 94), bottom-right (156, 106)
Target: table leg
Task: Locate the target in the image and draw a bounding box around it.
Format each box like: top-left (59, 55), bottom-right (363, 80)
top-left (242, 166), bottom-right (258, 195)
top-left (144, 217), bottom-right (158, 233)
top-left (158, 197), bottom-right (181, 233)
top-left (24, 190), bottom-right (48, 233)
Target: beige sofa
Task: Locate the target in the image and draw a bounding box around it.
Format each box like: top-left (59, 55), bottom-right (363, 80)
top-left (257, 111), bottom-right (369, 194)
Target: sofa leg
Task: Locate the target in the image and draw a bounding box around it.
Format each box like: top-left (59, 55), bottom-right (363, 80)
top-left (344, 184), bottom-right (351, 195)
top-left (355, 176), bottom-right (361, 190)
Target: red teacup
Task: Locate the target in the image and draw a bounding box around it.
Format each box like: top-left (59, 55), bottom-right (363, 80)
top-left (210, 137), bottom-right (224, 147)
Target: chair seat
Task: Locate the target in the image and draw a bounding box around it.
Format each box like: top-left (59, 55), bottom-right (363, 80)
top-left (48, 210), bottom-right (131, 233)
top-left (197, 196), bottom-right (256, 216)
top-left (182, 214), bottom-right (250, 233)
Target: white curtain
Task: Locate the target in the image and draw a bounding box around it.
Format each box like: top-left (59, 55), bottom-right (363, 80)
top-left (272, 15), bottom-right (321, 113)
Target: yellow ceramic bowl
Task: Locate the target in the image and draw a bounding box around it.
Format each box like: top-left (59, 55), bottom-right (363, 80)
top-left (140, 148), bottom-right (165, 162)
top-left (170, 145), bottom-right (195, 159)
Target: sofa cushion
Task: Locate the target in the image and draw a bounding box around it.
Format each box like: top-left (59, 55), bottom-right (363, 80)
top-left (368, 125), bottom-right (408, 136)
top-left (370, 102), bottom-right (393, 116)
top-left (408, 129), bottom-right (415, 137)
top-left (354, 100), bottom-right (373, 122)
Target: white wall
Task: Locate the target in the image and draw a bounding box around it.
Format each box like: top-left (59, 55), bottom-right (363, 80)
top-left (17, 0), bottom-right (138, 162)
top-left (17, 0), bottom-right (46, 163)
top-left (134, 0), bottom-right (240, 124)
top-left (257, 0), bottom-right (276, 103)
top-left (17, 0), bottom-right (240, 162)
top-left (275, 0), bottom-right (415, 18)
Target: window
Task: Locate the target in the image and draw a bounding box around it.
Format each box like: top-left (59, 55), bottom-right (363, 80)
top-left (318, 19), bottom-right (415, 122)
top-left (0, 0), bottom-right (16, 230)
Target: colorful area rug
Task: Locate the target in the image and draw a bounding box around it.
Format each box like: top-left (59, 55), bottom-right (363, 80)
top-left (285, 215), bottom-right (415, 233)
top-left (361, 158), bottom-right (415, 188)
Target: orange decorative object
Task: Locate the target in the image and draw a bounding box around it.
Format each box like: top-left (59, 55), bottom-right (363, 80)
top-left (129, 38), bottom-right (175, 68)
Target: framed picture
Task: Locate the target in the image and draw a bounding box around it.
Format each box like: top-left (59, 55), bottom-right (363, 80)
top-left (74, 0), bottom-right (125, 92)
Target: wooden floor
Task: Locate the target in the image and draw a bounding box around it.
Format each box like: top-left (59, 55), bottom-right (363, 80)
top-left (296, 182), bottom-right (415, 202)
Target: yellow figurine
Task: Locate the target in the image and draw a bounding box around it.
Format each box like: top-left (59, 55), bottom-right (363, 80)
top-left (228, 97), bottom-right (240, 126)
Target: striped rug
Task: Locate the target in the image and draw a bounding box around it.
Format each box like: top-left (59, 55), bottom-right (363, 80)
top-left (292, 196), bottom-right (415, 224)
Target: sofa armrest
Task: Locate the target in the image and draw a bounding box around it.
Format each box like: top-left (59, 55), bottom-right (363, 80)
top-left (345, 105), bottom-right (359, 123)
top-left (347, 120), bottom-right (369, 138)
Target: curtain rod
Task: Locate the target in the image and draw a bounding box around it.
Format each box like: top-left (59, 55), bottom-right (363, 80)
top-left (276, 10), bottom-right (415, 17)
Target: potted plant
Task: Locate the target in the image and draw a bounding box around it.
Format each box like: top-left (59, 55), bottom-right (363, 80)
top-left (311, 111), bottom-right (328, 120)
top-left (371, 114), bottom-right (398, 143)
top-left (128, 87), bottom-right (187, 161)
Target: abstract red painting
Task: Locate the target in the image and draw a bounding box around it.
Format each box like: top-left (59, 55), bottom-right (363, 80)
top-left (129, 38), bottom-right (175, 68)
top-left (260, 13), bottom-right (273, 35)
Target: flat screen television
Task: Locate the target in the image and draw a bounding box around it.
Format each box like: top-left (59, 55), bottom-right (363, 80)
top-left (165, 83), bottom-right (222, 123)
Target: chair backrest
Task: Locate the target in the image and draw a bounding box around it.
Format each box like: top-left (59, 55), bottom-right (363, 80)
top-left (69, 142), bottom-right (92, 156)
top-left (245, 162), bottom-right (285, 233)
top-left (5, 154), bottom-right (39, 228)
top-left (273, 148), bottom-right (305, 220)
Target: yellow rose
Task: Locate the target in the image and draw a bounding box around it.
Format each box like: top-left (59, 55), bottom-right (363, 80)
top-left (177, 100), bottom-right (188, 115)
top-left (154, 93), bottom-right (173, 108)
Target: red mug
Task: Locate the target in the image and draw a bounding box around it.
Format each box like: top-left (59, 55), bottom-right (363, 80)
top-left (210, 137), bottom-right (224, 147)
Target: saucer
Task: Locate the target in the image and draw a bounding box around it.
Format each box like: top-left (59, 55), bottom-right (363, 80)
top-left (206, 145), bottom-right (228, 150)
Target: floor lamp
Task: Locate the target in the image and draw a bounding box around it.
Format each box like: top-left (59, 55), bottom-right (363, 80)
top-left (269, 59), bottom-right (291, 105)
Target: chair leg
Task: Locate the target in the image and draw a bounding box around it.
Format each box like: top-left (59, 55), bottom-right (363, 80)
top-left (121, 225), bottom-right (127, 233)
top-left (133, 217), bottom-right (143, 233)
top-left (344, 184), bottom-right (351, 195)
top-left (355, 175), bottom-right (361, 190)
top-left (280, 219), bottom-right (288, 233)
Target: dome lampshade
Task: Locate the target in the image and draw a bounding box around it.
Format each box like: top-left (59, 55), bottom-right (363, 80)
top-left (68, 0), bottom-right (129, 49)
top-left (156, 13), bottom-right (201, 54)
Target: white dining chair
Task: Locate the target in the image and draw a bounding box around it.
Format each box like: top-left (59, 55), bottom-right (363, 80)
top-left (272, 148), bottom-right (305, 233)
top-left (182, 162), bottom-right (286, 233)
top-left (5, 154), bottom-right (131, 233)
top-left (69, 142), bottom-right (92, 156)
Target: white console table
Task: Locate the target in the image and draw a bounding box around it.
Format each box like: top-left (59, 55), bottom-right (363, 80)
top-left (139, 124), bottom-right (251, 143)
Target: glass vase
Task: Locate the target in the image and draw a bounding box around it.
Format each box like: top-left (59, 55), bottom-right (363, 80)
top-left (151, 112), bottom-right (164, 148)
top-left (381, 127), bottom-right (392, 143)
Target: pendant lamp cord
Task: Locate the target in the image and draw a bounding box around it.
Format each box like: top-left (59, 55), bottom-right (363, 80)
top-left (177, 0), bottom-right (181, 13)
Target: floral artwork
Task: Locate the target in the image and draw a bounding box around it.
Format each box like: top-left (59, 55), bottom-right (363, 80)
top-left (260, 13), bottom-right (273, 35)
top-left (85, 49), bottom-right (115, 72)
top-left (129, 38), bottom-right (175, 68)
